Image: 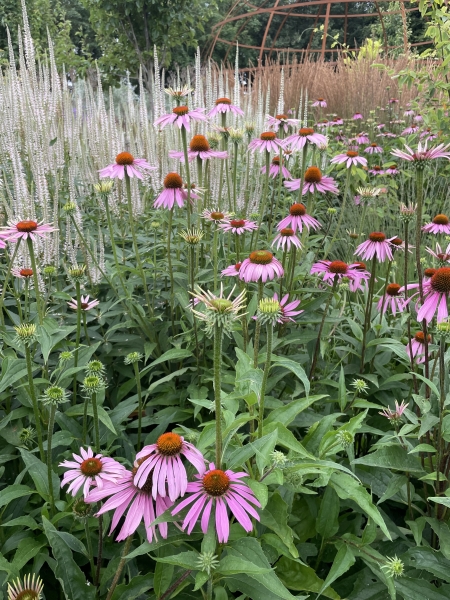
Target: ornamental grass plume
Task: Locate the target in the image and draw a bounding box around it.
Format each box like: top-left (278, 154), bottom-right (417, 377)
top-left (133, 432), bottom-right (205, 501)
top-left (171, 462), bottom-right (260, 543)
top-left (98, 152), bottom-right (155, 180)
top-left (59, 447), bottom-right (126, 496)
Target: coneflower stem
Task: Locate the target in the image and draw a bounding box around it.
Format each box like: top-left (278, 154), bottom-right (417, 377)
top-left (213, 323), bottom-right (223, 469)
top-left (26, 238), bottom-right (43, 324)
top-left (0, 239), bottom-right (22, 326)
top-left (105, 535), bottom-right (133, 600)
top-left (253, 281), bottom-right (264, 368)
top-left (360, 257), bottom-right (377, 372)
top-left (166, 209), bottom-right (175, 335)
top-left (255, 151), bottom-right (271, 246)
top-left (103, 192), bottom-right (128, 296)
top-left (181, 127), bottom-right (192, 230)
top-left (73, 281), bottom-right (82, 407)
top-left (324, 168), bottom-right (351, 260)
top-left (233, 141), bottom-right (239, 213)
top-left (378, 259), bottom-right (393, 325)
top-left (271, 159), bottom-right (284, 237)
top-left (125, 174), bottom-right (152, 312)
top-left (133, 362), bottom-right (143, 450)
top-left (310, 276), bottom-right (338, 380)
top-left (213, 227), bottom-right (219, 291)
top-left (95, 514), bottom-right (103, 586)
top-left (91, 392), bottom-right (100, 453)
top-left (436, 335), bottom-right (446, 516)
top-left (85, 519), bottom-right (95, 581)
top-left (25, 345), bottom-right (44, 461)
top-left (47, 403), bottom-right (56, 515)
top-left (197, 156), bottom-right (203, 190)
top-left (297, 145), bottom-right (308, 205)
top-left (257, 324), bottom-right (273, 440)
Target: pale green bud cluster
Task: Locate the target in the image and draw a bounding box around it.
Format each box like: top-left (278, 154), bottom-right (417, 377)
top-left (86, 360), bottom-right (106, 376)
top-left (257, 298), bottom-right (282, 326)
top-left (381, 556), bottom-right (404, 578)
top-left (14, 323), bottom-right (37, 346)
top-left (82, 375), bottom-right (105, 396)
top-left (196, 551), bottom-right (219, 575)
top-left (179, 228), bottom-right (204, 245)
top-left (94, 181), bottom-right (114, 194)
top-left (41, 385), bottom-right (69, 406)
top-left (351, 378), bottom-right (369, 395)
top-left (337, 430), bottom-right (354, 448)
top-left (271, 450), bottom-right (288, 468)
top-left (63, 202), bottom-right (77, 214)
top-left (124, 352), bottom-right (143, 365)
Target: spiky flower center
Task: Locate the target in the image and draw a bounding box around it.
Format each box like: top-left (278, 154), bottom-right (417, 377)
top-left (115, 152), bottom-right (134, 165)
top-left (20, 268), bottom-right (33, 277)
top-left (173, 105), bottom-right (189, 116)
top-left (190, 135), bottom-right (210, 152)
top-left (346, 151), bottom-right (358, 157)
top-left (370, 143), bottom-right (378, 147)
top-left (414, 331), bottom-right (430, 343)
top-left (132, 457), bottom-right (154, 494)
top-left (354, 262), bottom-right (367, 270)
top-left (329, 261), bottom-right (348, 274)
top-left (260, 132), bottom-right (276, 141)
top-left (16, 220), bottom-right (38, 232)
top-left (299, 127), bottom-right (314, 136)
top-left (373, 166), bottom-right (382, 171)
top-left (317, 98), bottom-right (325, 101)
top-left (157, 432), bottom-right (183, 456)
top-left (390, 164), bottom-right (397, 169)
top-left (280, 228), bottom-right (294, 237)
top-left (425, 268), bottom-right (437, 277)
top-left (80, 302), bottom-right (89, 309)
top-left (275, 114), bottom-right (288, 120)
top-left (369, 232), bottom-right (386, 242)
top-left (433, 214), bottom-right (449, 225)
top-left (386, 283), bottom-right (401, 296)
top-left (304, 166), bottom-right (322, 183)
top-left (210, 212), bottom-right (224, 220)
top-left (234, 263), bottom-right (242, 271)
top-left (15, 591), bottom-right (39, 600)
top-left (164, 173), bottom-right (183, 189)
top-left (211, 299), bottom-right (233, 312)
top-left (230, 219), bottom-right (246, 227)
top-left (431, 267), bottom-right (450, 293)
top-left (272, 156), bottom-right (280, 165)
top-left (203, 469), bottom-right (230, 496)
top-left (80, 457), bottom-right (103, 476)
top-left (216, 97), bottom-right (231, 105)
top-left (390, 238), bottom-right (402, 247)
top-left (249, 250), bottom-right (273, 265)
top-left (289, 203), bottom-right (306, 216)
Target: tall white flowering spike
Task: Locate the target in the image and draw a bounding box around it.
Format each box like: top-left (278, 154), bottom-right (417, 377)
top-left (277, 68), bottom-right (284, 115)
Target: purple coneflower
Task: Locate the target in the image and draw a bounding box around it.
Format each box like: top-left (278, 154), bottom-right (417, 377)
top-left (171, 463), bottom-right (260, 543)
top-left (155, 105), bottom-right (206, 131)
top-left (355, 232), bottom-right (395, 262)
top-left (385, 164), bottom-right (399, 175)
top-left (402, 125), bottom-right (420, 136)
top-left (154, 173), bottom-right (188, 210)
top-left (379, 400), bottom-right (408, 422)
top-left (422, 214), bottom-right (450, 235)
top-left (208, 97), bottom-right (244, 118)
top-left (266, 113), bottom-right (299, 132)
top-left (248, 131), bottom-right (284, 153)
top-left (285, 166), bottom-right (338, 195)
top-left (414, 114), bottom-right (424, 122)
top-left (391, 140), bottom-right (450, 163)
top-left (424, 267), bottom-right (437, 280)
top-left (239, 250), bottom-right (284, 283)
top-left (12, 267), bottom-right (33, 278)
top-left (98, 152), bottom-right (155, 180)
top-left (406, 332), bottom-right (430, 364)
top-left (353, 113), bottom-right (363, 120)
top-left (202, 209), bottom-right (231, 223)
top-left (60, 447), bottom-right (125, 496)
top-left (169, 135), bottom-right (228, 162)
top-left (67, 295), bottom-right (99, 311)
top-left (330, 150), bottom-right (367, 168)
top-left (389, 98), bottom-right (399, 104)
top-left (277, 203), bottom-right (321, 233)
top-left (420, 128), bottom-right (437, 141)
top-left (284, 127), bottom-right (327, 150)
top-left (272, 227), bottom-right (302, 251)
top-left (369, 166), bottom-right (385, 175)
top-left (404, 108), bottom-right (415, 117)
top-left (355, 133), bottom-right (370, 144)
top-left (273, 293), bottom-right (303, 322)
top-left (85, 466), bottom-right (172, 542)
top-left (426, 243), bottom-right (450, 264)
top-left (377, 283), bottom-right (408, 316)
top-left (317, 119), bottom-right (329, 128)
top-left (219, 218), bottom-right (258, 235)
top-left (312, 98), bottom-right (327, 108)
top-left (330, 117), bottom-right (344, 126)
top-left (0, 219), bottom-right (57, 243)
top-left (348, 262), bottom-right (370, 291)
top-left (416, 267), bottom-right (450, 322)
top-left (310, 260), bottom-right (370, 286)
top-left (8, 574), bottom-right (44, 600)
top-left (133, 432), bottom-right (205, 501)
top-left (221, 263), bottom-right (242, 277)
top-left (365, 143), bottom-right (383, 154)
top-left (261, 155), bottom-right (291, 179)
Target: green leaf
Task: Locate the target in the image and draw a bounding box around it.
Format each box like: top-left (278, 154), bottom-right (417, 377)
top-left (140, 348), bottom-right (192, 375)
top-left (263, 423), bottom-right (314, 459)
top-left (0, 485), bottom-right (34, 508)
top-left (270, 356), bottom-right (310, 397)
top-left (264, 395), bottom-right (325, 427)
top-left (404, 547), bottom-right (450, 583)
top-left (155, 551), bottom-right (199, 570)
top-left (246, 479), bottom-right (268, 509)
top-left (111, 574), bottom-right (154, 600)
top-left (19, 449), bottom-right (60, 501)
top-left (316, 486), bottom-right (339, 539)
top-left (126, 528), bottom-right (203, 558)
top-left (218, 555), bottom-right (272, 576)
top-left (352, 446), bottom-right (424, 474)
top-left (0, 359), bottom-right (28, 394)
top-left (65, 404), bottom-right (116, 434)
top-left (318, 545), bottom-right (355, 596)
top-left (12, 538), bottom-right (45, 570)
top-left (148, 368), bottom-right (189, 393)
top-left (42, 517), bottom-right (96, 600)
top-left (329, 472), bottom-right (391, 540)
top-left (260, 493), bottom-right (298, 559)
top-left (338, 366), bottom-right (347, 410)
top-left (395, 577), bottom-right (449, 599)
top-left (276, 557), bottom-right (340, 599)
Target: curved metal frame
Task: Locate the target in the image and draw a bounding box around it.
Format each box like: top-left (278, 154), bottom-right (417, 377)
top-left (206, 0), bottom-right (423, 61)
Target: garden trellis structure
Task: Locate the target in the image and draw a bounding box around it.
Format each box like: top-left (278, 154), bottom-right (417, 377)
top-left (206, 0), bottom-right (427, 63)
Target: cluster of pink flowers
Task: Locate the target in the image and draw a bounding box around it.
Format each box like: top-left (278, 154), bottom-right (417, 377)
top-left (59, 433), bottom-right (260, 543)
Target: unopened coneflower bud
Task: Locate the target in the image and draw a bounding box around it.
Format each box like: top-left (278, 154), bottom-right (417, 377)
top-left (59, 351), bottom-right (73, 363)
top-left (94, 181), bottom-right (114, 194)
top-left (124, 352), bottom-right (143, 365)
top-left (381, 556), bottom-right (404, 578)
top-left (228, 127), bottom-right (244, 143)
top-left (196, 551), bottom-right (219, 575)
top-left (437, 320), bottom-right (450, 337)
top-left (337, 430), bottom-right (354, 448)
top-left (82, 375), bottom-right (105, 396)
top-left (14, 323), bottom-right (37, 345)
top-left (184, 430), bottom-right (199, 443)
top-left (150, 221), bottom-right (160, 229)
top-left (63, 202), bottom-right (77, 214)
top-left (41, 385), bottom-right (69, 406)
top-left (245, 122), bottom-right (256, 135)
top-left (271, 450), bottom-right (288, 467)
top-left (68, 265), bottom-right (86, 282)
top-left (284, 469), bottom-right (304, 487)
top-left (399, 203), bottom-right (417, 222)
top-left (179, 228), bottom-right (204, 245)
top-left (257, 298), bottom-right (282, 326)
top-left (72, 497), bottom-right (94, 521)
top-left (351, 378), bottom-right (369, 394)
top-left (7, 574), bottom-right (44, 600)
top-left (19, 426), bottom-right (36, 447)
top-left (327, 207), bottom-right (337, 215)
top-left (86, 360), bottom-right (106, 376)
top-left (207, 133), bottom-right (221, 149)
top-left (190, 285), bottom-right (247, 336)
top-left (164, 84), bottom-right (193, 98)
top-left (339, 281), bottom-right (350, 291)
top-left (43, 265), bottom-right (57, 277)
